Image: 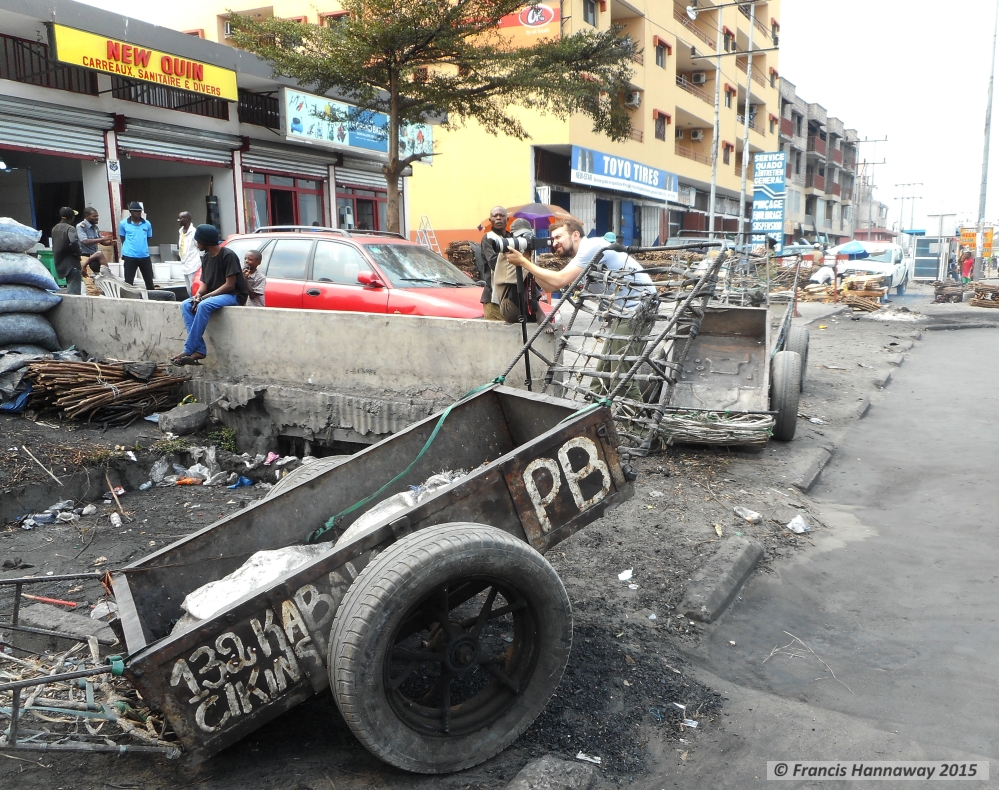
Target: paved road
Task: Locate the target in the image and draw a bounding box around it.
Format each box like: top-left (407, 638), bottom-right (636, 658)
top-left (671, 328), bottom-right (998, 788)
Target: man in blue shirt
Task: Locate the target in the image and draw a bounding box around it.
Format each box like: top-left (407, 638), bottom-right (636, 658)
top-left (119, 201), bottom-right (154, 290)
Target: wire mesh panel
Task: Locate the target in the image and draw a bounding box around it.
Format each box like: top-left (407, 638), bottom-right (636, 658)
top-left (502, 245), bottom-right (728, 461)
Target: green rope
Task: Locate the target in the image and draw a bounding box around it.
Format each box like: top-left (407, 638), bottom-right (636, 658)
top-left (307, 381), bottom-right (499, 544)
top-left (557, 398), bottom-right (612, 426)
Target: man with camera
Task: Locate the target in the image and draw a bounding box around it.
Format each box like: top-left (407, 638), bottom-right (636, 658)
top-left (505, 218), bottom-right (657, 401)
top-left (477, 206), bottom-right (508, 321)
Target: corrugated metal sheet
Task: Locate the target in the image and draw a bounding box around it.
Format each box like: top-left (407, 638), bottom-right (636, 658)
top-left (570, 192), bottom-right (596, 232)
top-left (0, 95), bottom-right (111, 159)
top-left (117, 119), bottom-right (241, 165)
top-left (336, 156), bottom-right (406, 190)
top-left (242, 145), bottom-right (332, 178)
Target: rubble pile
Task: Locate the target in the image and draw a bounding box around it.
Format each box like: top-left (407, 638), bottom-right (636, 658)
top-left (26, 360), bottom-right (190, 426)
top-left (969, 282), bottom-right (999, 308)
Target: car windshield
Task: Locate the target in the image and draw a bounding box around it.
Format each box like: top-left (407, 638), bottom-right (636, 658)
top-left (364, 244), bottom-right (476, 287)
top-left (863, 250), bottom-right (893, 263)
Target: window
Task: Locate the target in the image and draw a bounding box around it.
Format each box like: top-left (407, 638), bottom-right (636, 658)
top-left (724, 90), bottom-right (732, 109)
top-left (413, 67), bottom-right (429, 84)
top-left (723, 144), bottom-right (731, 165)
top-left (795, 115), bottom-right (802, 137)
top-left (265, 239), bottom-right (313, 280)
top-left (312, 242), bottom-right (371, 284)
top-left (243, 172), bottom-right (325, 231)
top-left (184, 29), bottom-right (205, 38)
top-left (224, 239), bottom-right (271, 268)
top-left (769, 116), bottom-right (777, 134)
top-left (655, 43), bottom-right (666, 68)
top-left (655, 115), bottom-right (667, 141)
top-left (337, 185), bottom-right (388, 231)
top-left (724, 32), bottom-right (735, 52)
top-left (363, 244), bottom-right (474, 288)
top-left (583, 0), bottom-right (597, 27)
top-left (794, 151), bottom-right (802, 175)
top-left (770, 70), bottom-right (777, 88)
top-left (321, 11), bottom-right (349, 26)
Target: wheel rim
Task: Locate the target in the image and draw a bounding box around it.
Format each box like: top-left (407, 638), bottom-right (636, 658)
top-left (384, 575), bottom-right (540, 737)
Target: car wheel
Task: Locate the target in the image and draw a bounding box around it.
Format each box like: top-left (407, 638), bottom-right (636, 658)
top-left (328, 522), bottom-right (572, 774)
top-left (770, 351), bottom-right (802, 442)
top-left (785, 326), bottom-right (809, 391)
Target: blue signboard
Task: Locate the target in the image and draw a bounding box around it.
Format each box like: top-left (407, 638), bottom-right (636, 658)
top-left (750, 151), bottom-right (787, 253)
top-left (282, 87), bottom-right (433, 161)
top-left (571, 145), bottom-right (678, 203)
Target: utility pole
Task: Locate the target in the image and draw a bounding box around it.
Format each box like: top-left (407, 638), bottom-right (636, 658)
top-left (736, 2), bottom-right (756, 255)
top-left (849, 136), bottom-right (887, 241)
top-left (978, 0), bottom-right (998, 276)
top-left (895, 182), bottom-right (923, 251)
top-left (706, 5), bottom-right (725, 240)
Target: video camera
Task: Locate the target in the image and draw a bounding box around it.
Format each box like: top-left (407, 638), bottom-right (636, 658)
top-left (484, 225), bottom-right (552, 254)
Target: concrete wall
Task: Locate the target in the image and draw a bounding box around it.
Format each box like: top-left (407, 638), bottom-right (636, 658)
top-left (48, 296), bottom-right (551, 450)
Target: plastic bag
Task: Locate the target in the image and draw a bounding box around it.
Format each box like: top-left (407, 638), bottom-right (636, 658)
top-left (733, 506), bottom-right (763, 524)
top-left (0, 314), bottom-right (60, 351)
top-left (0, 285), bottom-right (62, 314)
top-left (173, 544), bottom-right (333, 632)
top-left (0, 218), bottom-right (42, 253)
top-left (0, 253), bottom-right (58, 290)
top-left (150, 457), bottom-right (170, 483)
top-left (786, 515), bottom-right (810, 534)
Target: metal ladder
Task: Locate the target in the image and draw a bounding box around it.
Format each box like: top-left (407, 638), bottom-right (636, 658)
top-left (416, 215), bottom-right (441, 255)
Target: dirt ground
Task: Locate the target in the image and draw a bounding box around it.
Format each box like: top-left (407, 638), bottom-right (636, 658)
top-left (0, 294), bottom-right (942, 789)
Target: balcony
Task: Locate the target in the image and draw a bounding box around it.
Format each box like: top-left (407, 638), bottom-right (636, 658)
top-left (780, 117), bottom-right (794, 137)
top-left (806, 173), bottom-right (825, 191)
top-left (676, 75), bottom-right (712, 104)
top-left (832, 148), bottom-right (843, 164)
top-left (629, 128), bottom-right (644, 143)
top-left (0, 32), bottom-right (97, 95)
top-left (830, 182), bottom-right (841, 197)
top-left (738, 3), bottom-right (774, 40)
top-left (676, 142), bottom-right (710, 166)
top-left (807, 135), bottom-right (826, 155)
top-left (786, 162), bottom-right (792, 178)
top-left (736, 57), bottom-right (768, 89)
top-left (673, 5), bottom-right (716, 49)
top-left (238, 89), bottom-right (280, 128)
top-left (737, 114), bottom-right (765, 135)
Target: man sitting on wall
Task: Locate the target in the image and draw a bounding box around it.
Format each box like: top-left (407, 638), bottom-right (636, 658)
top-left (172, 225), bottom-right (249, 366)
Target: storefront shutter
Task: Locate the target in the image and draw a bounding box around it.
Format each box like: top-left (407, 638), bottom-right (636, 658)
top-left (336, 156), bottom-right (408, 190)
top-left (570, 192), bottom-right (596, 233)
top-left (0, 95), bottom-right (112, 159)
top-left (117, 119), bottom-right (242, 166)
top-left (242, 144), bottom-right (332, 179)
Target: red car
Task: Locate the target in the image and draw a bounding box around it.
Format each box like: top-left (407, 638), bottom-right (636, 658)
top-left (210, 227), bottom-right (484, 318)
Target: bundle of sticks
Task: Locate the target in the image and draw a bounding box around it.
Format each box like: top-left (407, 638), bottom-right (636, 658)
top-left (444, 240), bottom-right (477, 278)
top-left (933, 280), bottom-right (966, 303)
top-left (970, 282), bottom-right (999, 308)
top-left (841, 294), bottom-right (882, 312)
top-left (26, 360), bottom-right (190, 426)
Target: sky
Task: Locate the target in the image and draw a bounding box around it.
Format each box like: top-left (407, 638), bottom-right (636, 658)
top-left (77, 0), bottom-right (999, 232)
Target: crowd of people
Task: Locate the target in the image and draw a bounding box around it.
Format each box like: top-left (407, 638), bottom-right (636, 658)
top-left (48, 204), bottom-right (267, 367)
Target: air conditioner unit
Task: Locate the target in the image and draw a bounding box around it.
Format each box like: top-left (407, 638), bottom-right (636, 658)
top-left (691, 72), bottom-right (707, 85)
top-left (625, 91), bottom-right (642, 108)
top-left (675, 128), bottom-right (685, 140)
top-left (690, 129), bottom-right (705, 142)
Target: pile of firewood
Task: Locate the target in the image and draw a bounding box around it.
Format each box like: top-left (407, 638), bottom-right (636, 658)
top-left (26, 360), bottom-right (190, 426)
top-left (444, 240), bottom-right (477, 278)
top-left (932, 281), bottom-right (966, 303)
top-left (798, 274), bottom-right (885, 310)
top-left (970, 282), bottom-right (999, 308)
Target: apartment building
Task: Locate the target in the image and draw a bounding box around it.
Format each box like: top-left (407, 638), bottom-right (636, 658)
top-left (778, 78), bottom-right (864, 246)
top-left (175, 0), bottom-right (781, 246)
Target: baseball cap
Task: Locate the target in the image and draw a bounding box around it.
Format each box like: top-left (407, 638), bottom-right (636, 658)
top-left (59, 206), bottom-right (78, 219)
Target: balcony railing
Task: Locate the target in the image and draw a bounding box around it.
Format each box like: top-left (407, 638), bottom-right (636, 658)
top-left (630, 50), bottom-right (644, 66)
top-left (832, 148), bottom-right (843, 164)
top-left (676, 142), bottom-right (710, 165)
top-left (786, 162), bottom-right (792, 178)
top-left (737, 114), bottom-right (765, 134)
top-left (830, 182), bottom-right (841, 197)
top-left (806, 173), bottom-right (825, 191)
top-left (673, 5), bottom-right (716, 49)
top-left (735, 57), bottom-right (768, 88)
top-left (238, 89), bottom-right (280, 128)
top-left (676, 75), bottom-right (712, 104)
top-left (780, 116), bottom-right (794, 137)
top-left (807, 135), bottom-right (826, 155)
top-left (110, 76), bottom-right (230, 120)
top-left (0, 32), bottom-right (97, 95)
top-left (629, 128), bottom-right (644, 143)
top-left (738, 3), bottom-right (774, 40)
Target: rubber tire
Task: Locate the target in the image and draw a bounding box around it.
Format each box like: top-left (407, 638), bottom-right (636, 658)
top-left (328, 522), bottom-right (572, 774)
top-left (770, 350), bottom-right (802, 442)
top-left (785, 325), bottom-right (810, 391)
top-left (264, 455), bottom-right (351, 499)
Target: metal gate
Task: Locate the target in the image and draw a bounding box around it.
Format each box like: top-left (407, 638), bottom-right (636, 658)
top-left (914, 236), bottom-right (946, 281)
top-left (0, 95), bottom-right (112, 159)
top-left (116, 119), bottom-right (241, 166)
top-left (243, 144), bottom-right (332, 179)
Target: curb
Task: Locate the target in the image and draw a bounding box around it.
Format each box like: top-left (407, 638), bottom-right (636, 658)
top-left (802, 306), bottom-right (849, 327)
top-left (503, 756), bottom-right (597, 790)
top-left (886, 353), bottom-right (905, 367)
top-left (678, 537), bottom-right (764, 624)
top-left (856, 396), bottom-right (871, 419)
top-left (924, 321), bottom-right (999, 331)
top-left (874, 370), bottom-right (892, 388)
top-left (791, 446), bottom-right (833, 491)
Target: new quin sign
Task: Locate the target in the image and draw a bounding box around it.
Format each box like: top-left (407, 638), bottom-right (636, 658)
top-left (52, 25), bottom-right (238, 102)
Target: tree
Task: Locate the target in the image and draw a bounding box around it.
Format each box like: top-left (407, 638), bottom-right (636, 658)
top-left (227, 0), bottom-right (636, 233)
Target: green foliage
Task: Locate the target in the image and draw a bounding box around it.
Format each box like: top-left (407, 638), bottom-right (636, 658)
top-left (227, 0), bottom-right (637, 229)
top-left (80, 447), bottom-right (117, 466)
top-left (153, 437), bottom-right (190, 455)
top-left (207, 426), bottom-right (239, 454)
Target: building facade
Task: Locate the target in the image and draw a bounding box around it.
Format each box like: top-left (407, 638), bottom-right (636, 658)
top-left (777, 78), bottom-right (861, 246)
top-left (0, 0), bottom-right (405, 253)
top-left (172, 0), bottom-right (782, 247)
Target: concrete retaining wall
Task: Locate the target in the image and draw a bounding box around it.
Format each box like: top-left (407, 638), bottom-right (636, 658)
top-left (49, 295), bottom-right (550, 450)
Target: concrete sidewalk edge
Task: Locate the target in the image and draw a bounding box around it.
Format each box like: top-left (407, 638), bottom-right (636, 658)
top-left (678, 537), bottom-right (764, 623)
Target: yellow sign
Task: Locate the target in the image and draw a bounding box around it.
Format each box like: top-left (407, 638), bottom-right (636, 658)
top-left (960, 227), bottom-right (977, 253)
top-left (52, 25), bottom-right (238, 102)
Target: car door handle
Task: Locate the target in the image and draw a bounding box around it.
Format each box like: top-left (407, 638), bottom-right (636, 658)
top-left (306, 289), bottom-right (321, 296)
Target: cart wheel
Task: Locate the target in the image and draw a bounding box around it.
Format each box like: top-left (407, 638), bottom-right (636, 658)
top-left (264, 455), bottom-right (351, 499)
top-left (328, 522), bottom-right (572, 774)
top-left (770, 350), bottom-right (802, 442)
top-left (785, 325), bottom-right (810, 391)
